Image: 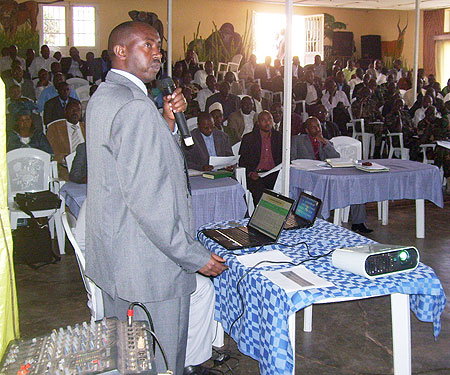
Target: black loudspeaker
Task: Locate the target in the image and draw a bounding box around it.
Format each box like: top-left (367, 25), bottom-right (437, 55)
top-left (361, 35), bottom-right (381, 60)
top-left (332, 31), bottom-right (354, 56)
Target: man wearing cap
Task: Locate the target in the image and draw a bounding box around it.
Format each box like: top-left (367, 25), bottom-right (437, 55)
top-left (209, 102), bottom-right (239, 146)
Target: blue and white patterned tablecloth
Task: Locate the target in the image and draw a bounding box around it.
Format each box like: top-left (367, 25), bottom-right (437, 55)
top-left (197, 219), bottom-right (447, 375)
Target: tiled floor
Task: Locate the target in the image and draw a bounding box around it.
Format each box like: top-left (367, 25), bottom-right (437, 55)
top-left (12, 197), bottom-right (450, 374)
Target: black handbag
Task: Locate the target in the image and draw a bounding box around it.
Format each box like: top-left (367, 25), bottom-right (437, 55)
top-left (14, 190), bottom-right (61, 211)
top-left (12, 204), bottom-right (61, 269)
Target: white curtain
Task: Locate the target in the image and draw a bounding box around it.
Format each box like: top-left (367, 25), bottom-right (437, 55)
top-left (435, 39), bottom-right (450, 87)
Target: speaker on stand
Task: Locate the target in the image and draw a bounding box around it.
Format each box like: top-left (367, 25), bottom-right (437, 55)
top-left (332, 31), bottom-right (354, 57)
top-left (361, 35), bottom-right (382, 60)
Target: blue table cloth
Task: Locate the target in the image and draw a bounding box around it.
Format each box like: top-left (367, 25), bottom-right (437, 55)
top-left (290, 159), bottom-right (444, 219)
top-left (59, 177), bottom-right (247, 230)
top-left (198, 219), bottom-right (447, 375)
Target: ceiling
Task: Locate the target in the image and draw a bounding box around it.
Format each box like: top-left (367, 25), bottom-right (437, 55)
top-left (240, 0), bottom-right (450, 10)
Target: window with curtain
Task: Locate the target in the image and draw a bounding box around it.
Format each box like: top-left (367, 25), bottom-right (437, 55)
top-left (435, 39), bottom-right (450, 87)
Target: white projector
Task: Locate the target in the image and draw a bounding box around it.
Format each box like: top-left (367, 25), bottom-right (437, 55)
top-left (332, 244), bottom-right (419, 278)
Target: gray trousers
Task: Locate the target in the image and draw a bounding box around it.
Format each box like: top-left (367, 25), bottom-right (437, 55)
top-left (103, 291), bottom-right (190, 375)
top-left (350, 203), bottom-right (367, 224)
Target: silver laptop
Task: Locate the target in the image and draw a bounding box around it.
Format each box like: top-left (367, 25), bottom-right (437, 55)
top-left (202, 190), bottom-right (294, 250)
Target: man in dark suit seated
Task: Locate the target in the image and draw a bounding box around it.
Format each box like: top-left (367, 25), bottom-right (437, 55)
top-left (293, 69), bottom-right (322, 115)
top-left (335, 71), bottom-right (351, 101)
top-left (205, 80), bottom-right (240, 120)
top-left (313, 104), bottom-right (341, 139)
top-left (254, 56), bottom-right (276, 91)
top-left (183, 112), bottom-right (233, 171)
top-left (239, 110), bottom-right (282, 206)
top-left (69, 142), bottom-right (87, 184)
top-left (291, 117), bottom-right (373, 234)
top-left (61, 47), bottom-right (85, 78)
top-left (43, 82), bottom-right (80, 125)
top-left (3, 61), bottom-right (36, 101)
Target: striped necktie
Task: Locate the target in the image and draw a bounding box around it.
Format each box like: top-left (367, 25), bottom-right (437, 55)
top-left (70, 124), bottom-right (82, 152)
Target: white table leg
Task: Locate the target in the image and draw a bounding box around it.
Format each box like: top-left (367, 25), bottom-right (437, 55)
top-left (391, 293), bottom-right (411, 375)
top-left (334, 209), bottom-right (342, 226)
top-left (415, 199), bottom-right (425, 238)
top-left (288, 312), bottom-right (296, 375)
top-left (377, 202), bottom-right (382, 221)
top-left (303, 305), bottom-right (313, 332)
top-left (382, 200), bottom-right (389, 226)
top-left (212, 321), bottom-right (224, 348)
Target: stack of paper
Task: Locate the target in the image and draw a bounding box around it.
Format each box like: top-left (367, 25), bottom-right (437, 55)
top-left (291, 159), bottom-right (329, 171)
top-left (209, 156), bottom-right (239, 170)
top-left (436, 140), bottom-right (450, 150)
top-left (355, 162), bottom-right (389, 173)
top-left (325, 158), bottom-right (355, 168)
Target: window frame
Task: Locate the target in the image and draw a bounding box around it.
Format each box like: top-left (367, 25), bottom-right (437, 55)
top-left (38, 3), bottom-right (99, 57)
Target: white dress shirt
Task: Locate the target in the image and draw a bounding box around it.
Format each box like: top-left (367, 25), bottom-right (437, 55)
top-left (242, 110), bottom-right (255, 136)
top-left (197, 88), bottom-right (217, 112)
top-left (305, 83), bottom-right (318, 105)
top-left (68, 60), bottom-right (83, 78)
top-left (349, 77), bottom-right (362, 95)
top-left (29, 56), bottom-right (58, 78)
top-left (193, 70), bottom-right (210, 89)
top-left (413, 107), bottom-right (441, 126)
top-left (321, 91), bottom-right (351, 114)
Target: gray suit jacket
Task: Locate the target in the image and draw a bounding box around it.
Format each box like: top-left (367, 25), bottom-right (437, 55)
top-left (290, 134), bottom-right (340, 161)
top-left (183, 128), bottom-right (233, 170)
top-left (85, 70), bottom-right (210, 303)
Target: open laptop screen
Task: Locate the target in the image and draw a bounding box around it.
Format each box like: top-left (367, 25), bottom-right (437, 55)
top-left (295, 193), bottom-right (321, 224)
top-left (249, 191), bottom-right (293, 240)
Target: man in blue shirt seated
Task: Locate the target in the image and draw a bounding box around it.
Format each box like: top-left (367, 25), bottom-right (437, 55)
top-left (183, 111), bottom-right (233, 171)
top-left (37, 72), bottom-right (80, 112)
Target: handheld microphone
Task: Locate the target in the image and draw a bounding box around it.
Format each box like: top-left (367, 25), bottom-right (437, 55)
top-left (158, 77), bottom-right (194, 146)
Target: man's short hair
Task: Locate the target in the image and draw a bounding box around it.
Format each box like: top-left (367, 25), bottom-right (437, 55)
top-left (197, 111), bottom-right (212, 124)
top-left (304, 116), bottom-right (319, 129)
top-left (108, 21), bottom-right (156, 61)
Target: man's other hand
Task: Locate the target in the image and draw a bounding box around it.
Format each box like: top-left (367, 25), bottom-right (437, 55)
top-left (198, 253), bottom-right (228, 277)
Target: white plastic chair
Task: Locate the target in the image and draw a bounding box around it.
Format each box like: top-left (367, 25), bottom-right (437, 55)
top-left (67, 77), bottom-right (89, 90)
top-left (187, 117), bottom-right (198, 131)
top-left (61, 211), bottom-right (104, 320)
top-left (347, 117), bottom-right (375, 160)
top-left (227, 54), bottom-right (243, 73)
top-left (234, 167), bottom-right (255, 216)
top-left (232, 141), bottom-right (241, 157)
top-left (420, 144), bottom-right (436, 164)
top-left (7, 148), bottom-right (65, 254)
top-left (75, 85), bottom-right (90, 102)
top-left (294, 99), bottom-right (308, 122)
top-left (330, 136), bottom-right (362, 161)
top-left (261, 89), bottom-right (273, 106)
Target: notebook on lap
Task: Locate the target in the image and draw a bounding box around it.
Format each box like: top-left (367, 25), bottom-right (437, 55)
top-left (202, 190), bottom-right (295, 250)
top-left (284, 192), bottom-right (322, 230)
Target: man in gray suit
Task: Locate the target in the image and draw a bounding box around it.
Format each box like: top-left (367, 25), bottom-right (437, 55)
top-left (184, 112), bottom-right (233, 171)
top-left (85, 21), bottom-right (227, 375)
top-left (291, 117), bottom-right (373, 234)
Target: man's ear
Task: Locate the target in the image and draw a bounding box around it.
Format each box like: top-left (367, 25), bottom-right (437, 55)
top-left (113, 45), bottom-right (127, 61)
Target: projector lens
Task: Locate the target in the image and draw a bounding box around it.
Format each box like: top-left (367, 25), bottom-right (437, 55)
top-left (399, 250), bottom-right (409, 262)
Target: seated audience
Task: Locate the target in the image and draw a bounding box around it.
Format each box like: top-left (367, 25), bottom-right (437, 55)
top-left (46, 101), bottom-right (85, 180)
top-left (29, 45), bottom-right (57, 79)
top-left (321, 77), bottom-right (351, 118)
top-left (92, 50), bottom-right (111, 82)
top-left (334, 70), bottom-right (351, 101)
top-left (4, 45), bottom-right (26, 71)
top-left (417, 106), bottom-right (450, 179)
top-left (352, 72), bottom-right (371, 99)
top-left (3, 61), bottom-right (35, 100)
top-left (239, 111), bottom-right (282, 205)
top-left (224, 71), bottom-right (241, 95)
top-left (367, 59), bottom-right (386, 85)
top-left (7, 107), bottom-right (52, 154)
top-left (405, 78), bottom-right (426, 110)
top-left (183, 112), bottom-right (233, 171)
top-left (368, 78), bottom-right (384, 109)
top-left (412, 94), bottom-right (440, 126)
top-left (349, 67), bottom-right (364, 97)
top-left (24, 48), bottom-right (35, 79)
top-left (384, 98), bottom-right (419, 159)
top-left (196, 75), bottom-right (217, 112)
top-left (35, 68), bottom-right (52, 100)
top-left (61, 47), bottom-right (85, 78)
top-left (270, 101), bottom-right (304, 136)
top-left (227, 96), bottom-right (256, 140)
top-left (249, 83), bottom-right (268, 113)
top-left (37, 72), bottom-right (80, 112)
top-left (6, 85), bottom-right (41, 133)
top-left (391, 59), bottom-right (405, 82)
top-left (80, 52), bottom-right (95, 81)
top-left (193, 60), bottom-right (214, 89)
top-left (208, 102), bottom-right (239, 146)
top-left (255, 56), bottom-right (276, 91)
top-left (314, 104), bottom-right (341, 139)
top-left (69, 142), bottom-right (87, 184)
top-left (342, 59), bottom-right (356, 83)
top-left (53, 51), bottom-right (62, 61)
top-left (293, 69), bottom-right (322, 114)
top-left (182, 86), bottom-right (200, 120)
top-left (291, 117), bottom-right (372, 233)
top-left (44, 82), bottom-right (81, 126)
top-left (292, 56), bottom-right (302, 80)
top-left (179, 49), bottom-right (199, 76)
top-left (205, 80), bottom-right (240, 120)
top-left (312, 54), bottom-right (327, 82)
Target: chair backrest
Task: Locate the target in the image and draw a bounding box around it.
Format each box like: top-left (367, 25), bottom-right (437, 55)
top-left (187, 117), bottom-right (198, 131)
top-left (66, 151), bottom-right (76, 172)
top-left (232, 141), bottom-right (241, 157)
top-left (272, 167), bottom-right (283, 194)
top-left (67, 77), bottom-right (89, 90)
top-left (75, 85), bottom-right (90, 102)
top-left (61, 211), bottom-right (104, 320)
top-left (231, 54), bottom-right (243, 65)
top-left (7, 148), bottom-right (52, 200)
top-left (330, 136), bottom-right (362, 160)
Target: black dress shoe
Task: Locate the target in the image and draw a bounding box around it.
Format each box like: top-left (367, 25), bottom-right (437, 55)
top-left (351, 223), bottom-right (373, 234)
top-left (184, 365), bottom-right (221, 375)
